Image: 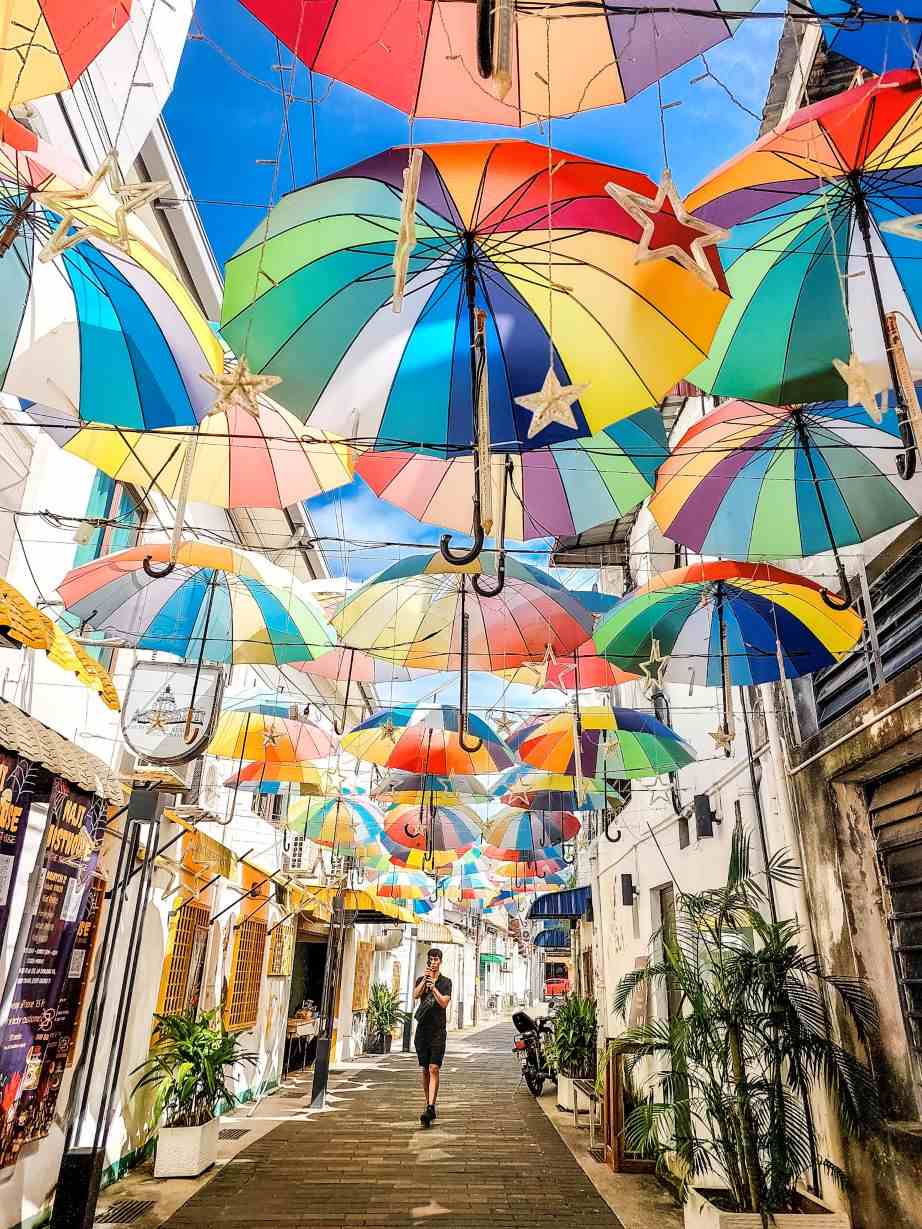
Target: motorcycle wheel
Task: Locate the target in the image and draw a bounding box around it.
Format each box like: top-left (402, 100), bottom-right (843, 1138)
top-left (524, 1071), bottom-right (545, 1096)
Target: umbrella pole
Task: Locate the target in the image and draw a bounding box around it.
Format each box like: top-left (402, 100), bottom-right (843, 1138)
top-left (332, 646), bottom-right (356, 735)
top-left (226, 711), bottom-right (252, 826)
top-left (441, 237), bottom-right (488, 564)
top-left (793, 413), bottom-right (854, 610)
top-left (458, 577), bottom-right (484, 753)
top-left (852, 184), bottom-right (917, 479)
top-left (715, 583), bottom-right (735, 756)
top-left (472, 455), bottom-right (512, 597)
top-left (184, 570), bottom-right (219, 744)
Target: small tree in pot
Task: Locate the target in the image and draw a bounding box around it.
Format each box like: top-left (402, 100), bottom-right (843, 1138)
top-left (132, 1008), bottom-right (257, 1178)
top-left (364, 982), bottom-right (408, 1054)
top-left (553, 993), bottom-right (597, 1110)
top-left (607, 826), bottom-right (879, 1228)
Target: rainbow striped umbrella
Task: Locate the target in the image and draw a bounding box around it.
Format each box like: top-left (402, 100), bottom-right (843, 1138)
top-left (57, 541), bottom-right (336, 667)
top-left (492, 768), bottom-right (605, 813)
top-left (373, 867), bottom-right (435, 901)
top-left (649, 396), bottom-right (922, 572)
top-left (287, 795), bottom-right (384, 849)
top-left (494, 639), bottom-right (638, 690)
top-left (355, 407), bottom-right (668, 543)
top-left (223, 762), bottom-right (324, 798)
top-left (483, 843), bottom-right (564, 864)
top-left (483, 807), bottom-right (580, 852)
top-left (372, 772), bottom-right (493, 805)
top-left (511, 706), bottom-right (696, 779)
top-left (593, 562), bottom-right (865, 686)
top-left (812, 0), bottom-right (922, 77)
top-left (376, 829), bottom-right (471, 872)
top-left (438, 855), bottom-right (495, 902)
top-left (492, 858), bottom-right (568, 881)
top-left (222, 687), bottom-right (305, 718)
top-left (221, 141), bottom-right (728, 450)
top-left (332, 551), bottom-right (594, 672)
top-left (341, 705), bottom-right (514, 776)
top-left (383, 802), bottom-right (483, 853)
top-left (209, 711), bottom-right (334, 764)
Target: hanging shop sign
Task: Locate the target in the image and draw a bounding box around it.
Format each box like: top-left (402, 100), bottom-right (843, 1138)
top-left (121, 661), bottom-right (224, 765)
top-left (0, 778), bottom-right (107, 1169)
top-left (0, 749), bottom-right (39, 945)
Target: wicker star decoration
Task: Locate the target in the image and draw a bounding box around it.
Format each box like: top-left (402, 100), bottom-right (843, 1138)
top-left (201, 356), bottom-right (282, 420)
top-left (708, 725), bottom-right (735, 754)
top-left (832, 353), bottom-right (886, 424)
top-left (33, 151), bottom-right (167, 262)
top-left (638, 639), bottom-right (669, 698)
top-left (648, 775), bottom-right (674, 809)
top-left (515, 366), bottom-right (589, 439)
top-left (604, 169), bottom-right (728, 291)
top-left (881, 213), bottom-right (922, 242)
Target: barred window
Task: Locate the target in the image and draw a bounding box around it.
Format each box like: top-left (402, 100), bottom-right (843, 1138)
top-left (267, 922), bottom-right (295, 978)
top-left (225, 918), bottom-right (267, 1031)
top-left (159, 902), bottom-right (211, 1016)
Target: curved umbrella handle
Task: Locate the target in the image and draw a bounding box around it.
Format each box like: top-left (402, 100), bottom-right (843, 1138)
top-left (603, 814), bottom-right (622, 844)
top-left (897, 416), bottom-right (917, 481)
top-left (403, 822), bottom-right (423, 840)
top-left (471, 553), bottom-right (505, 598)
top-left (820, 586), bottom-right (855, 611)
top-left (142, 555), bottom-right (176, 579)
top-left (458, 727), bottom-right (484, 754)
top-left (476, 0), bottom-right (494, 77)
top-left (561, 842), bottom-right (576, 866)
top-left (440, 521), bottom-right (485, 566)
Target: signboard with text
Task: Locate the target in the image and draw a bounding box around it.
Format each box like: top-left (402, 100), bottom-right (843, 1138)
top-left (0, 749), bottom-right (39, 946)
top-left (121, 661), bottom-right (224, 765)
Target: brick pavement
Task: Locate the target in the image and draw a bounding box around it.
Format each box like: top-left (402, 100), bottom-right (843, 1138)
top-left (160, 1021), bottom-right (624, 1229)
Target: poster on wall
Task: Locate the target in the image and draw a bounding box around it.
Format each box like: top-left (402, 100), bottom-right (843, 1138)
top-left (0, 778), bottom-right (107, 1169)
top-left (0, 749), bottom-right (39, 945)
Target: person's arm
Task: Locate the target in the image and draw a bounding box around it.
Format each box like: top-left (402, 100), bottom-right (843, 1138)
top-left (413, 974), bottom-right (429, 1001)
top-left (430, 978), bottom-right (451, 1009)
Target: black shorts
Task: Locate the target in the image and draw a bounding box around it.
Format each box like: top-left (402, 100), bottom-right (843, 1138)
top-left (414, 1029), bottom-right (446, 1068)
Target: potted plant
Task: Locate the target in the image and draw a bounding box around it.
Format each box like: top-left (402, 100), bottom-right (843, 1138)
top-left (132, 1008), bottom-right (256, 1178)
top-left (607, 825), bottom-right (878, 1228)
top-left (364, 982), bottom-right (407, 1054)
top-left (552, 993), bottom-right (597, 1112)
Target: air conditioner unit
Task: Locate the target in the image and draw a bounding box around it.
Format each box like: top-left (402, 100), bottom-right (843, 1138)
top-left (374, 927), bottom-right (404, 952)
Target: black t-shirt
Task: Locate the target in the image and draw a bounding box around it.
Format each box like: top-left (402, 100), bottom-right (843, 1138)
top-left (415, 973), bottom-right (452, 1033)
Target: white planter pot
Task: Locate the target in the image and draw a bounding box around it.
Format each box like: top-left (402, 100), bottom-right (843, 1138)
top-left (557, 1074), bottom-right (574, 1111)
top-left (154, 1117), bottom-right (219, 1179)
top-left (683, 1186), bottom-right (851, 1229)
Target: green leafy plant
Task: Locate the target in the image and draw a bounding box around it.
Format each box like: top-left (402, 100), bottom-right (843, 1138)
top-left (553, 993), bottom-right (597, 1079)
top-left (606, 824), bottom-right (880, 1220)
top-left (366, 982), bottom-right (409, 1042)
top-left (132, 1008), bottom-right (257, 1128)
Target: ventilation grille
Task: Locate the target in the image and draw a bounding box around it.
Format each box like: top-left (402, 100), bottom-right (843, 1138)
top-left (219, 1127), bottom-right (250, 1140)
top-left (95, 1201), bottom-right (156, 1225)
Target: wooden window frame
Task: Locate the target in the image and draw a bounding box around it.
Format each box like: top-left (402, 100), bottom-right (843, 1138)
top-left (224, 917), bottom-right (268, 1032)
top-left (158, 900), bottom-right (211, 1017)
top-left (267, 921), bottom-right (295, 978)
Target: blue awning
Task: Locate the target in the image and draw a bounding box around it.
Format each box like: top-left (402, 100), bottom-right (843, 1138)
top-left (534, 927), bottom-right (569, 949)
top-left (527, 886), bottom-right (592, 921)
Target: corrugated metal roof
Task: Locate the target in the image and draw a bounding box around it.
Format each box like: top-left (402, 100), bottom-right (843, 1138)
top-left (527, 886), bottom-right (592, 920)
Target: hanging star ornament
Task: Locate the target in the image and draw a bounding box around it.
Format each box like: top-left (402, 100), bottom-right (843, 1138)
top-left (708, 725), bottom-right (735, 754)
top-left (648, 776), bottom-right (674, 809)
top-left (201, 356), bottom-right (282, 420)
top-left (832, 353), bottom-right (887, 423)
top-left (515, 366), bottom-right (589, 439)
top-left (638, 639), bottom-right (669, 698)
top-left (33, 151), bottom-right (167, 262)
top-left (881, 213), bottom-right (922, 242)
top-left (604, 169), bottom-right (728, 291)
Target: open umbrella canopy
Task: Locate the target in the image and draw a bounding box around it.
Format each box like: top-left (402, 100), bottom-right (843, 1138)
top-left (341, 705), bottom-right (515, 776)
top-left (811, 0), bottom-right (922, 75)
top-left (493, 768), bottom-right (606, 813)
top-left (372, 772), bottom-right (493, 805)
top-left (687, 71), bottom-right (922, 404)
top-left (355, 407), bottom-right (668, 542)
top-left (221, 141), bottom-right (728, 449)
top-left (221, 687), bottom-right (306, 718)
top-left (287, 794), bottom-right (384, 848)
top-left (482, 842), bottom-right (563, 864)
top-left (494, 640), bottom-right (638, 690)
top-left (373, 866), bottom-right (436, 901)
top-left (285, 646), bottom-right (427, 686)
top-left (438, 854), bottom-right (495, 901)
top-left (241, 1), bottom-right (757, 123)
top-left (223, 761), bottom-right (324, 798)
top-left (375, 830), bottom-right (470, 871)
top-left (492, 857), bottom-right (568, 880)
top-left (25, 402), bottom-right (355, 509)
top-left (512, 706), bottom-right (696, 779)
top-left (382, 802), bottom-right (483, 853)
top-left (482, 807), bottom-right (580, 852)
top-left (332, 551), bottom-right (595, 671)
top-left (209, 710), bottom-right (334, 763)
top-left (649, 394), bottom-right (922, 560)
top-left (593, 561), bottom-right (866, 686)
top-left (57, 542), bottom-right (336, 667)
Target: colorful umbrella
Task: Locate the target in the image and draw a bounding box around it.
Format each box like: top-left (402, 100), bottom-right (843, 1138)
top-left (482, 807), bottom-right (580, 852)
top-left (494, 639), bottom-right (638, 691)
top-left (46, 623), bottom-right (120, 712)
top-left (492, 857), bottom-right (567, 880)
top-left (221, 687), bottom-right (306, 718)
top-left (593, 561), bottom-right (865, 686)
top-left (811, 1), bottom-right (922, 75)
top-left (648, 394), bottom-right (922, 596)
top-left (25, 402), bottom-right (355, 509)
top-left (375, 831), bottom-right (470, 871)
top-left (686, 70), bottom-right (922, 468)
top-left (511, 705), bottom-right (696, 779)
top-left (222, 141), bottom-right (728, 453)
top-left (372, 772), bottom-right (493, 805)
top-left (483, 843), bottom-right (564, 865)
top-left (493, 768), bottom-right (606, 813)
top-left (373, 867), bottom-right (436, 901)
top-left (340, 705), bottom-right (514, 776)
top-left (209, 710), bottom-right (334, 764)
top-left (223, 760), bottom-right (325, 796)
top-left (355, 406), bottom-right (669, 542)
top-left (0, 1), bottom-right (131, 110)
top-left (241, 0), bottom-right (756, 123)
top-left (287, 794), bottom-right (384, 848)
top-left (438, 855), bottom-right (495, 902)
top-left (57, 541), bottom-right (336, 667)
top-left (382, 802), bottom-right (483, 853)
top-left (331, 551), bottom-right (594, 671)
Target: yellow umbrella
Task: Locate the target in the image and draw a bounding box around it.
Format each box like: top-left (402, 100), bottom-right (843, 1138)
top-left (208, 711), bottom-right (334, 764)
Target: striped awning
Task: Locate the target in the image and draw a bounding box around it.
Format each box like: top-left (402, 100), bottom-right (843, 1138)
top-left (527, 886), bottom-right (592, 921)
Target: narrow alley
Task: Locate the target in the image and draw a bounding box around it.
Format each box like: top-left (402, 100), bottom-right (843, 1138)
top-left (149, 1023), bottom-right (624, 1229)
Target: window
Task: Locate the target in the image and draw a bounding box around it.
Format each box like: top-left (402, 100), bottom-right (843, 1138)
top-left (253, 790), bottom-right (285, 826)
top-left (656, 884), bottom-right (682, 1023)
top-left (678, 815), bottom-right (690, 849)
top-left (267, 922), bottom-right (295, 978)
top-left (868, 767), bottom-right (922, 1057)
top-left (224, 918), bottom-right (268, 1031)
top-left (159, 901), bottom-right (211, 1015)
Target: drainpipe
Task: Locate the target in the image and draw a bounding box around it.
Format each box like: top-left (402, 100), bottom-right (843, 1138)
top-left (763, 683), bottom-right (813, 937)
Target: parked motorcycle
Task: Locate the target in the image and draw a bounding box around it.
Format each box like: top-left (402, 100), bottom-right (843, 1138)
top-left (511, 1009), bottom-right (557, 1097)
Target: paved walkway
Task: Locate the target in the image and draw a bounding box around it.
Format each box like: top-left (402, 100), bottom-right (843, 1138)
top-left (161, 1022), bottom-right (624, 1229)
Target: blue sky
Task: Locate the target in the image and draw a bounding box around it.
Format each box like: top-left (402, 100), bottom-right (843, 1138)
top-left (164, 4), bottom-right (782, 716)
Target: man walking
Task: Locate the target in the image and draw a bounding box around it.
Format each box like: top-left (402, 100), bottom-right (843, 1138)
top-left (413, 947), bottom-right (452, 1127)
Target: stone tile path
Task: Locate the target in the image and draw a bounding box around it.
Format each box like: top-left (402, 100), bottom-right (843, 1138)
top-left (160, 1022), bottom-right (624, 1229)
